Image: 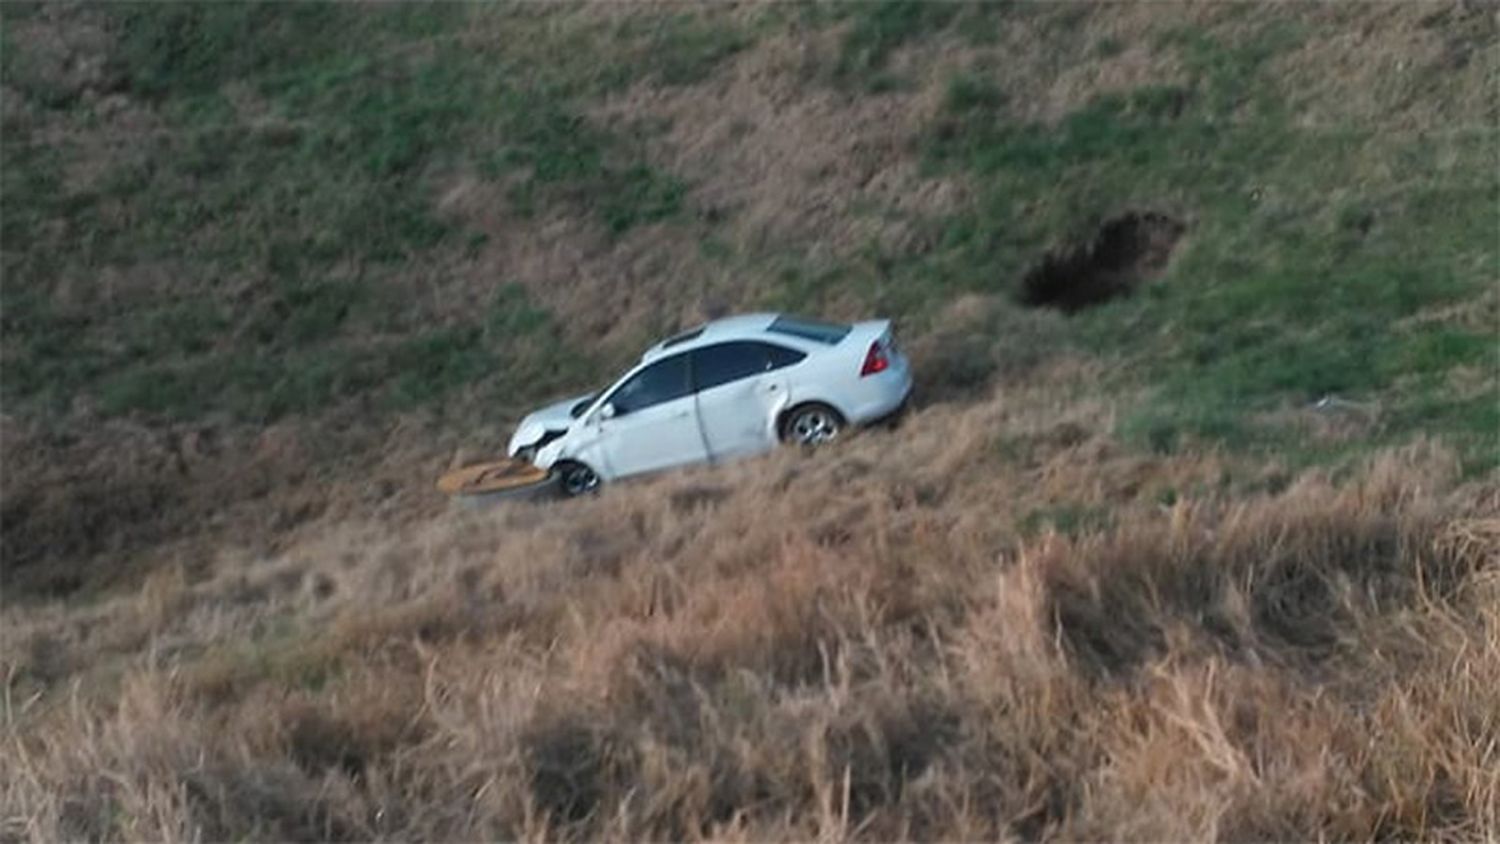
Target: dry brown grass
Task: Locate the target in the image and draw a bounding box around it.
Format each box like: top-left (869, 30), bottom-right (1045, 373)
top-left (1272, 2), bottom-right (1498, 131)
top-left (0, 411), bottom-right (464, 604)
top-left (592, 25), bottom-right (964, 265)
top-left (4, 376), bottom-right (1496, 841)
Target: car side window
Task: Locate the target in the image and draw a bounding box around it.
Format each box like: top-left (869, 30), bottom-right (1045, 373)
top-left (764, 342), bottom-right (806, 370)
top-left (693, 341), bottom-right (806, 392)
top-left (606, 354), bottom-right (691, 415)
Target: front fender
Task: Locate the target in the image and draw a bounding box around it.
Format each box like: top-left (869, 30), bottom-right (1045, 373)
top-left (538, 430), bottom-right (611, 480)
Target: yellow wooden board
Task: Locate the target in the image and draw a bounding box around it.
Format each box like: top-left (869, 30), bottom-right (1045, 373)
top-left (437, 458), bottom-right (549, 495)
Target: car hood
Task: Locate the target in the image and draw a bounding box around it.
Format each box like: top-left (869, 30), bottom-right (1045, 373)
top-left (507, 392), bottom-right (596, 456)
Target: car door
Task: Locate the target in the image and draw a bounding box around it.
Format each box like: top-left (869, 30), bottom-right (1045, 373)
top-left (596, 353), bottom-right (708, 478)
top-left (691, 341), bottom-right (806, 460)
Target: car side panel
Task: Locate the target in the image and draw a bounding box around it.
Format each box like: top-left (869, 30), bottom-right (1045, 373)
top-left (598, 394), bottom-right (709, 478)
top-left (695, 370), bottom-right (790, 460)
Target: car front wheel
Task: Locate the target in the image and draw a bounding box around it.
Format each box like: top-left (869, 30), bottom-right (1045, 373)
top-left (781, 403), bottom-right (844, 446)
top-left (556, 461), bottom-right (601, 497)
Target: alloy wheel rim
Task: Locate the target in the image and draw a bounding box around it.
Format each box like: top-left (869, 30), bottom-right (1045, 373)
top-left (564, 465), bottom-right (599, 495)
top-left (792, 410), bottom-right (839, 445)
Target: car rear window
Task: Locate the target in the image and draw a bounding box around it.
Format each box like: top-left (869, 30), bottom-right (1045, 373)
top-left (767, 316), bottom-right (851, 345)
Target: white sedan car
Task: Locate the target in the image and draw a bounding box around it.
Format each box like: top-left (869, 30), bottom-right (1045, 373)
top-left (508, 313), bottom-right (912, 496)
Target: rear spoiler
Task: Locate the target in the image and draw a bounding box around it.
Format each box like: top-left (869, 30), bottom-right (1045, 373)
top-left (847, 319), bottom-right (893, 346)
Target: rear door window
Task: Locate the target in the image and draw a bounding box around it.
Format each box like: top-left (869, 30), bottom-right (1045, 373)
top-left (692, 341), bottom-right (806, 392)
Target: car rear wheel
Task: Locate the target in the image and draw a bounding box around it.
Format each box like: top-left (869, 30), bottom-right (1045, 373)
top-left (781, 403), bottom-right (844, 446)
top-left (556, 461), bottom-right (601, 497)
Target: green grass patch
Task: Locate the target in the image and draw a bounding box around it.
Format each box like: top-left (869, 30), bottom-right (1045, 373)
top-left (82, 284), bottom-right (591, 423)
top-left (1019, 502), bottom-right (1114, 539)
top-left (1, 2), bottom-right (732, 425)
top-left (866, 17), bottom-right (1498, 468)
top-left (482, 84), bottom-right (686, 233)
top-left (833, 1), bottom-right (1000, 83)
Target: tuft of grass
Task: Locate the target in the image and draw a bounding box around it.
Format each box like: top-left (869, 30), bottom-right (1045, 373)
top-left (1019, 502), bottom-right (1113, 539)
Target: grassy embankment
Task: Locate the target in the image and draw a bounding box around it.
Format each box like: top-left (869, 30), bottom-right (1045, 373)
top-left (1, 2), bottom-right (1497, 839)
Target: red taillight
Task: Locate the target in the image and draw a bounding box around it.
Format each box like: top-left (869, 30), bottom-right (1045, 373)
top-left (860, 340), bottom-right (889, 377)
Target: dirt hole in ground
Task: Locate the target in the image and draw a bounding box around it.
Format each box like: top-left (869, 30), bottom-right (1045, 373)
top-left (1021, 212), bottom-right (1186, 312)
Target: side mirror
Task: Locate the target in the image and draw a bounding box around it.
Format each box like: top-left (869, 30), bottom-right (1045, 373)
top-left (598, 402), bottom-right (617, 422)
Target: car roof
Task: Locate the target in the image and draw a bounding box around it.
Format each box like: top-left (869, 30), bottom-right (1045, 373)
top-left (639, 313), bottom-right (783, 361)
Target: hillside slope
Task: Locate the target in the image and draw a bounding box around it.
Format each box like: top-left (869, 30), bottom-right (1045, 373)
top-left (3, 1), bottom-right (1496, 599)
top-left (2, 2), bottom-right (1498, 839)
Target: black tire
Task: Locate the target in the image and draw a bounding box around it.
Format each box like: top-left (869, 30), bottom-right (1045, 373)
top-left (555, 461), bottom-right (602, 497)
top-left (779, 402), bottom-right (845, 446)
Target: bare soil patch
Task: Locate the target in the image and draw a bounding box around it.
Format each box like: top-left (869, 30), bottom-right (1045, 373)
top-left (1021, 211), bottom-right (1186, 313)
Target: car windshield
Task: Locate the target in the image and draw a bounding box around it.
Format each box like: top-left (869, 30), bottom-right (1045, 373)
top-left (569, 393), bottom-right (599, 418)
top-left (767, 315), bottom-right (851, 345)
